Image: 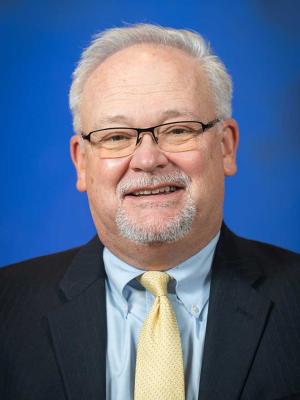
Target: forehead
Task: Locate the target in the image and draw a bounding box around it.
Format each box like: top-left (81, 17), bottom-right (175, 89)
top-left (80, 44), bottom-right (215, 127)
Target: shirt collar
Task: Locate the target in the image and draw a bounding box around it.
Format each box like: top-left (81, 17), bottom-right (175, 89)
top-left (103, 231), bottom-right (220, 318)
top-left (103, 248), bottom-right (144, 308)
top-left (166, 232), bottom-right (219, 318)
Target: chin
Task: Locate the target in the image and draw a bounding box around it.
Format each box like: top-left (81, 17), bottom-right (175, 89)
top-left (115, 200), bottom-right (197, 245)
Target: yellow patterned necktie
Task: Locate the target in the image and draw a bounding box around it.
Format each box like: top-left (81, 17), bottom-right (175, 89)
top-left (134, 271), bottom-right (185, 400)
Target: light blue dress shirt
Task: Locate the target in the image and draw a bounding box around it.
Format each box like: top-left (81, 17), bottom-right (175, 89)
top-left (104, 232), bottom-right (219, 400)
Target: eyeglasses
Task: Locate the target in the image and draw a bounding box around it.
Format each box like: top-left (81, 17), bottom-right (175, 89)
top-left (81, 118), bottom-right (220, 159)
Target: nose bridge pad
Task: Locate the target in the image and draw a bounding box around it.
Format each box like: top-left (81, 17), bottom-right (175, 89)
top-left (136, 128), bottom-right (159, 147)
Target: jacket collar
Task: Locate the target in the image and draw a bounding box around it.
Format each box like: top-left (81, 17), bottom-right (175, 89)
top-left (59, 235), bottom-right (105, 300)
top-left (199, 223), bottom-right (272, 400)
top-left (48, 235), bottom-right (107, 400)
top-left (48, 224), bottom-right (272, 400)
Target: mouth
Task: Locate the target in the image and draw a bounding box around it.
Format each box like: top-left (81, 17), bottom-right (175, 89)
top-left (118, 172), bottom-right (190, 202)
top-left (128, 185), bottom-right (181, 197)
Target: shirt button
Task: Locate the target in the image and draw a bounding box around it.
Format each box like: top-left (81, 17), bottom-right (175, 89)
top-left (191, 305), bottom-right (199, 316)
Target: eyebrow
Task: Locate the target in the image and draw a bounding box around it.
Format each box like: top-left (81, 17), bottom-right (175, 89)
top-left (92, 109), bottom-right (199, 129)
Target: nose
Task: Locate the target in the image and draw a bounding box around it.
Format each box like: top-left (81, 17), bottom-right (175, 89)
top-left (129, 132), bottom-right (169, 172)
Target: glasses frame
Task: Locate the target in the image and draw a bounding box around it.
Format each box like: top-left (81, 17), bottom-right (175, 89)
top-left (81, 118), bottom-right (220, 156)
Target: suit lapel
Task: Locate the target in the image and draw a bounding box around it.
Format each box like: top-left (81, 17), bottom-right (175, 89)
top-left (46, 226), bottom-right (273, 400)
top-left (47, 237), bottom-right (107, 400)
top-left (199, 225), bottom-right (272, 400)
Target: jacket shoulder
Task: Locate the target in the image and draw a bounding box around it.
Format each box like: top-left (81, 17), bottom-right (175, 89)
top-left (222, 225), bottom-right (300, 265)
top-left (0, 246), bottom-right (87, 325)
top-left (220, 224), bottom-right (300, 287)
top-left (225, 228), bottom-right (300, 304)
top-left (239, 235), bottom-right (299, 262)
top-left (0, 246), bottom-right (81, 280)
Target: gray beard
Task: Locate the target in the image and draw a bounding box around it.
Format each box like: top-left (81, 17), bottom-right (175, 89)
top-left (115, 172), bottom-right (197, 244)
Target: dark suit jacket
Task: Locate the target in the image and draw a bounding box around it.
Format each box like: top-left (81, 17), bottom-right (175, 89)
top-left (1, 225), bottom-right (300, 400)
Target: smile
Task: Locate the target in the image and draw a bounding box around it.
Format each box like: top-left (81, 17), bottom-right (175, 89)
top-left (131, 186), bottom-right (178, 196)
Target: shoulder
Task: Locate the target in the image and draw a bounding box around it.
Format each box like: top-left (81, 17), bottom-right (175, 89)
top-left (0, 236), bottom-right (104, 327)
top-left (238, 233), bottom-right (299, 263)
top-left (0, 246), bottom-right (82, 284)
top-left (235, 233), bottom-right (300, 273)
top-left (0, 234), bottom-right (103, 295)
top-left (221, 225), bottom-right (300, 296)
top-left (221, 224), bottom-right (300, 269)
top-left (0, 246), bottom-right (83, 316)
top-left (0, 244), bottom-right (98, 328)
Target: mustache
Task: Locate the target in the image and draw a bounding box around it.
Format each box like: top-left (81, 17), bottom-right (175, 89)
top-left (117, 171), bottom-right (191, 197)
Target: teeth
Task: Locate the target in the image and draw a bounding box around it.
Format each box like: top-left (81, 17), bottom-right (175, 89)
top-left (132, 186), bottom-right (178, 196)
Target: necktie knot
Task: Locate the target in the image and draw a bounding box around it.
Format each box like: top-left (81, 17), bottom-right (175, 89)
top-left (139, 271), bottom-right (170, 297)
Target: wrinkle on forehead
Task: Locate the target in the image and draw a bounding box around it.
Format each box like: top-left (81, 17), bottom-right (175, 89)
top-left (95, 84), bottom-right (184, 102)
top-left (80, 44), bottom-right (215, 130)
top-left (83, 72), bottom-right (195, 101)
top-left (91, 109), bottom-right (202, 130)
top-left (82, 44), bottom-right (209, 95)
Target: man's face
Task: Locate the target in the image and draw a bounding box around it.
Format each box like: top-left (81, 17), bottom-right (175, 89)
top-left (71, 44), bottom-right (238, 253)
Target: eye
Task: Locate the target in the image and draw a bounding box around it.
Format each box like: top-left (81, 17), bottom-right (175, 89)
top-left (91, 129), bottom-right (135, 145)
top-left (164, 125), bottom-right (194, 136)
top-left (103, 133), bottom-right (131, 142)
top-left (168, 127), bottom-right (191, 135)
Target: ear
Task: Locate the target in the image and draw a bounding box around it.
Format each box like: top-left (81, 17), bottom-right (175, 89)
top-left (70, 135), bottom-right (87, 192)
top-left (220, 118), bottom-right (239, 177)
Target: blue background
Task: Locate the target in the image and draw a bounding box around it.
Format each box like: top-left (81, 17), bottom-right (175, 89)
top-left (1, 0), bottom-right (300, 266)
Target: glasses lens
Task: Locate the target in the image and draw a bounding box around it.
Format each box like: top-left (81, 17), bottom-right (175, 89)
top-left (87, 121), bottom-right (209, 158)
top-left (90, 128), bottom-right (137, 158)
top-left (157, 122), bottom-right (204, 152)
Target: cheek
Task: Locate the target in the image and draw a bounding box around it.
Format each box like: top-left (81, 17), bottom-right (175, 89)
top-left (86, 157), bottom-right (130, 196)
top-left (169, 151), bottom-right (206, 173)
top-left (171, 146), bottom-right (215, 179)
top-left (174, 144), bottom-right (224, 198)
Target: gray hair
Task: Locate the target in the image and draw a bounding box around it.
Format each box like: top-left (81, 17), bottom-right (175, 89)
top-left (69, 23), bottom-right (232, 134)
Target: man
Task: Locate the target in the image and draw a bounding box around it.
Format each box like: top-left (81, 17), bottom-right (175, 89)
top-left (1, 24), bottom-right (300, 400)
